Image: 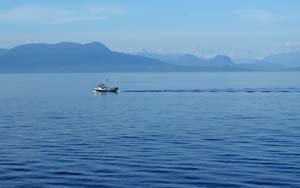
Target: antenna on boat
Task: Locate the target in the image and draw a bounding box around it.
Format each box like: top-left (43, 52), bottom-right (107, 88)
top-left (106, 78), bottom-right (113, 85)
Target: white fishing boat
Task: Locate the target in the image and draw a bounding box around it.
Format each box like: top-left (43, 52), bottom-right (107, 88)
top-left (93, 84), bottom-right (119, 93)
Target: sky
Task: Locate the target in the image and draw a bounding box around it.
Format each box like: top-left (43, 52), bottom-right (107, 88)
top-left (0, 0), bottom-right (300, 58)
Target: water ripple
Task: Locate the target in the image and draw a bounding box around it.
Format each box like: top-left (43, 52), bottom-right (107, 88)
top-left (1, 74), bottom-right (300, 188)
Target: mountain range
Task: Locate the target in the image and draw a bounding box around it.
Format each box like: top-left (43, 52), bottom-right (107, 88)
top-left (135, 50), bottom-right (300, 71)
top-left (0, 42), bottom-right (183, 73)
top-left (0, 42), bottom-right (300, 73)
top-left (135, 50), bottom-right (234, 68)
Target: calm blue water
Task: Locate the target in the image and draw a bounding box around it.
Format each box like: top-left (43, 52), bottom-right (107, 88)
top-left (0, 72), bottom-right (300, 188)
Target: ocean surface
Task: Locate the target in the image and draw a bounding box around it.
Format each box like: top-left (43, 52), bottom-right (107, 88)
top-left (0, 72), bottom-right (300, 188)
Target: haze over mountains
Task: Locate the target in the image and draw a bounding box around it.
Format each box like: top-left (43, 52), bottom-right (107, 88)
top-left (133, 50), bottom-right (300, 71)
top-left (0, 42), bottom-right (182, 73)
top-left (135, 50), bottom-right (234, 68)
top-left (0, 42), bottom-right (300, 73)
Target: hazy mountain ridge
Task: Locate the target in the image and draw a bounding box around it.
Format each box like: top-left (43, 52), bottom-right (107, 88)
top-left (134, 51), bottom-right (208, 67)
top-left (134, 51), bottom-right (293, 71)
top-left (0, 42), bottom-right (190, 73)
top-left (263, 52), bottom-right (300, 68)
top-left (1, 42), bottom-right (300, 72)
top-left (135, 51), bottom-right (234, 67)
top-left (286, 66), bottom-right (300, 71)
top-left (238, 52), bottom-right (300, 71)
top-left (0, 42), bottom-right (246, 73)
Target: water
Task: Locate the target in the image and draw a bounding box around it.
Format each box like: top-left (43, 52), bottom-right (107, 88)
top-left (0, 72), bottom-right (300, 188)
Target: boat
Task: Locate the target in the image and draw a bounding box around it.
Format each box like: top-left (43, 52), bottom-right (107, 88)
top-left (93, 84), bottom-right (119, 93)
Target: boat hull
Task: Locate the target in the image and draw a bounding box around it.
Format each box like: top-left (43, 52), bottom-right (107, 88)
top-left (94, 87), bottom-right (119, 93)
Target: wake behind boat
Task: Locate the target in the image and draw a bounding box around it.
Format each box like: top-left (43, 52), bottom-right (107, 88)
top-left (94, 84), bottom-right (119, 93)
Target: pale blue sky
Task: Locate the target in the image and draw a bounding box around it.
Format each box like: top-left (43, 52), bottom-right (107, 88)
top-left (0, 0), bottom-right (299, 58)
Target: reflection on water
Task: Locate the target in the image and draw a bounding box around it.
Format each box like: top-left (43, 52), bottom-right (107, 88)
top-left (93, 91), bottom-right (119, 96)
